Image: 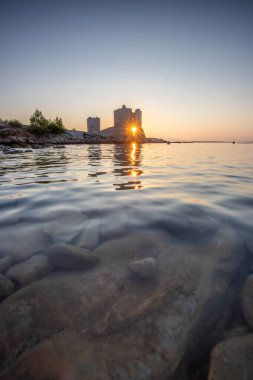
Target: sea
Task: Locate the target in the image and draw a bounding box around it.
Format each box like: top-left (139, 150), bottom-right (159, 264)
top-left (0, 143), bottom-right (253, 255)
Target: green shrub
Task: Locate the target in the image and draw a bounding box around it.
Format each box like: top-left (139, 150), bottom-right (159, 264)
top-left (0, 118), bottom-right (22, 127)
top-left (7, 119), bottom-right (23, 127)
top-left (28, 109), bottom-right (65, 135)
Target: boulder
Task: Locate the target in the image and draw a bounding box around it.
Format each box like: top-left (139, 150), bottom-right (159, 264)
top-left (0, 224), bottom-right (51, 263)
top-left (0, 226), bottom-right (249, 380)
top-left (6, 255), bottom-right (52, 287)
top-left (243, 274), bottom-right (253, 329)
top-left (208, 334), bottom-right (253, 380)
top-left (0, 256), bottom-right (13, 273)
top-left (128, 257), bottom-right (157, 279)
top-left (0, 274), bottom-right (15, 300)
top-left (47, 243), bottom-right (98, 270)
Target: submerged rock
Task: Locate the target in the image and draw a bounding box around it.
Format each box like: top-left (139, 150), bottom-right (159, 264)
top-left (47, 243), bottom-right (98, 270)
top-left (42, 210), bottom-right (86, 243)
top-left (76, 220), bottom-right (100, 250)
top-left (0, 226), bottom-right (249, 380)
top-left (6, 255), bottom-right (52, 287)
top-left (0, 225), bottom-right (51, 264)
top-left (128, 257), bottom-right (157, 279)
top-left (243, 274), bottom-right (253, 329)
top-left (0, 256), bottom-right (13, 273)
top-left (0, 274), bottom-right (15, 300)
top-left (208, 334), bottom-right (253, 380)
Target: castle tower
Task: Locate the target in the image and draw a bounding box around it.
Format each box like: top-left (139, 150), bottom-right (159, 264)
top-left (87, 117), bottom-right (100, 134)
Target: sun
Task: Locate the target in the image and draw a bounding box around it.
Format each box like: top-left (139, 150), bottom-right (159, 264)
top-left (132, 126), bottom-right (137, 136)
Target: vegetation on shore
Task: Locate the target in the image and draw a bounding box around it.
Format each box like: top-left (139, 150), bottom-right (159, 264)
top-left (1, 110), bottom-right (66, 135)
top-left (28, 109), bottom-right (66, 135)
top-left (0, 118), bottom-right (23, 127)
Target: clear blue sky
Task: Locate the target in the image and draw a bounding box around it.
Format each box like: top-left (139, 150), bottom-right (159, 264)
top-left (0, 0), bottom-right (253, 140)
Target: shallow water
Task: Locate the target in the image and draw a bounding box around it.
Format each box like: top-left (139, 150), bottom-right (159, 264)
top-left (0, 143), bottom-right (253, 255)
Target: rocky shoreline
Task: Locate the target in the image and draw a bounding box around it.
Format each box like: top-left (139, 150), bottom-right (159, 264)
top-left (0, 213), bottom-right (253, 379)
top-left (0, 123), bottom-right (166, 150)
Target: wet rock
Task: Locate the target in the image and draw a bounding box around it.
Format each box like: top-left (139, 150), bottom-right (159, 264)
top-left (53, 145), bottom-right (65, 148)
top-left (128, 257), bottom-right (157, 279)
top-left (42, 210), bottom-right (86, 243)
top-left (0, 226), bottom-right (249, 380)
top-left (76, 220), bottom-right (100, 249)
top-left (223, 323), bottom-right (251, 340)
top-left (100, 214), bottom-right (128, 241)
top-left (208, 334), bottom-right (253, 380)
top-left (243, 274), bottom-right (253, 329)
top-left (47, 243), bottom-right (98, 270)
top-left (0, 224), bottom-right (51, 263)
top-left (3, 147), bottom-right (23, 154)
top-left (246, 239), bottom-right (253, 255)
top-left (0, 256), bottom-right (13, 273)
top-left (0, 274), bottom-right (15, 300)
top-left (6, 255), bottom-right (52, 287)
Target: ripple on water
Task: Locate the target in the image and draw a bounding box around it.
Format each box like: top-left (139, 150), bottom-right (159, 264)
top-left (0, 143), bottom-right (252, 257)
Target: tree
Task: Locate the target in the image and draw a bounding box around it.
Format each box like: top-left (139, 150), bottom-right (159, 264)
top-left (47, 117), bottom-right (65, 134)
top-left (28, 109), bottom-right (65, 135)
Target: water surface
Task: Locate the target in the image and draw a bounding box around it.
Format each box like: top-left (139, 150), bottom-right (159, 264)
top-left (0, 143), bottom-right (253, 255)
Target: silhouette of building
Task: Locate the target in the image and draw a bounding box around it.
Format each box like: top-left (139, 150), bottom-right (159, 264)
top-left (113, 105), bottom-right (145, 141)
top-left (87, 117), bottom-right (100, 134)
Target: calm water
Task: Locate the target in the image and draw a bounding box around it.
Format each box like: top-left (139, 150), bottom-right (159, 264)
top-left (0, 143), bottom-right (253, 255)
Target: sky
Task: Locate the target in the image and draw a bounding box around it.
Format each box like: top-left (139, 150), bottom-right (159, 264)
top-left (0, 0), bottom-right (253, 141)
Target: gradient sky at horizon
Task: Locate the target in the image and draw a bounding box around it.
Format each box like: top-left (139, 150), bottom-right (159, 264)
top-left (0, 0), bottom-right (253, 141)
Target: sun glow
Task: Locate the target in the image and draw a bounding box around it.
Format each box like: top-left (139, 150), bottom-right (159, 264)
top-left (132, 126), bottom-right (137, 136)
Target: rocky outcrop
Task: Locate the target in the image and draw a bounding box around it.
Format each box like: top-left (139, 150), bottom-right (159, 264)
top-left (0, 226), bottom-right (249, 380)
top-left (208, 334), bottom-right (253, 380)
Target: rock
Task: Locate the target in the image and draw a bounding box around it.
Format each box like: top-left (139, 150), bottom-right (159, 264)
top-left (0, 224), bottom-right (51, 263)
top-left (6, 255), bottom-right (52, 287)
top-left (0, 256), bottom-right (13, 273)
top-left (100, 213), bottom-right (128, 241)
top-left (24, 149), bottom-right (33, 152)
top-left (128, 257), bottom-right (157, 279)
top-left (4, 148), bottom-right (23, 154)
top-left (53, 145), bottom-right (65, 148)
top-left (223, 324), bottom-right (251, 340)
top-left (243, 274), bottom-right (253, 329)
top-left (76, 220), bottom-right (100, 249)
top-left (246, 239), bottom-right (253, 255)
top-left (47, 243), bottom-right (98, 270)
top-left (42, 210), bottom-right (86, 243)
top-left (0, 274), bottom-right (15, 300)
top-left (0, 226), bottom-right (249, 380)
top-left (208, 334), bottom-right (253, 380)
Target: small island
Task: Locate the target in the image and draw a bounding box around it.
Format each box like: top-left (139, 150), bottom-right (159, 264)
top-left (0, 105), bottom-right (166, 152)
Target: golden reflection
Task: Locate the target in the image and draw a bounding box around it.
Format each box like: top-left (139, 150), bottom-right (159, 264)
top-left (131, 142), bottom-right (136, 163)
top-left (131, 170), bottom-right (137, 176)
